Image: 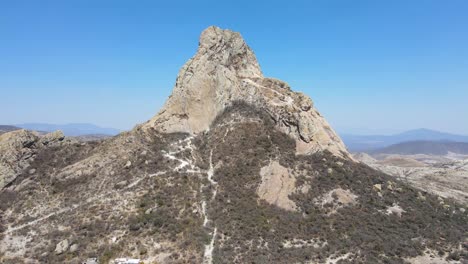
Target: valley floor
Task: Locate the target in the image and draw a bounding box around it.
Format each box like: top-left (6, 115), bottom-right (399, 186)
top-left (354, 153), bottom-right (468, 205)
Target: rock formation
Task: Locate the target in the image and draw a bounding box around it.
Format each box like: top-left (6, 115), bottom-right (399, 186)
top-left (144, 26), bottom-right (348, 156)
top-left (0, 130), bottom-right (66, 189)
top-left (1, 26), bottom-right (466, 264)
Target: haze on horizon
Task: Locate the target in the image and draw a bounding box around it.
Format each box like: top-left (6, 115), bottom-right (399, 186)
top-left (1, 0), bottom-right (467, 135)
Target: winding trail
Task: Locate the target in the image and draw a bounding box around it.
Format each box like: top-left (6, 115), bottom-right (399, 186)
top-left (203, 227), bottom-right (217, 264)
top-left (162, 136), bottom-right (202, 173)
top-left (202, 149), bottom-right (219, 264)
top-left (4, 135), bottom-right (221, 264)
top-left (4, 171), bottom-right (168, 234)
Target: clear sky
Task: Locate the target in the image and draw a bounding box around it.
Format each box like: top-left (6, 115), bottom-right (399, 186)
top-left (1, 0), bottom-right (467, 135)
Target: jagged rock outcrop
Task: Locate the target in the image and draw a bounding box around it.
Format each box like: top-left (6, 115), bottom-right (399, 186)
top-left (144, 26), bottom-right (348, 157)
top-left (0, 129), bottom-right (66, 189)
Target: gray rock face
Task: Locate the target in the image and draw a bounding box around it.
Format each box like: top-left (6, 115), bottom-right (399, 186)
top-left (144, 26), bottom-right (348, 157)
top-left (0, 130), bottom-right (67, 189)
top-left (0, 130), bottom-right (39, 189)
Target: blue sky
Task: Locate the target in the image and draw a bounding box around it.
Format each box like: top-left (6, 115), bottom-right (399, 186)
top-left (1, 0), bottom-right (467, 135)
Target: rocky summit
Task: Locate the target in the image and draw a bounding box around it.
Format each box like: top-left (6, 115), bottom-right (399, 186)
top-left (144, 26), bottom-right (348, 157)
top-left (0, 27), bottom-right (467, 264)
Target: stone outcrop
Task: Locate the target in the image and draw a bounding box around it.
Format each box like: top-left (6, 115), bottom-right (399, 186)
top-left (257, 161), bottom-right (297, 211)
top-left (144, 26), bottom-right (348, 157)
top-left (0, 129), bottom-right (66, 189)
top-left (54, 239), bottom-right (69, 255)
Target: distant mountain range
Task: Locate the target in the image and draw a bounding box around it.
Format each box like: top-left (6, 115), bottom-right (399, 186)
top-left (342, 128), bottom-right (468, 152)
top-left (14, 123), bottom-right (120, 136)
top-left (0, 125), bottom-right (21, 134)
top-left (371, 140), bottom-right (468, 155)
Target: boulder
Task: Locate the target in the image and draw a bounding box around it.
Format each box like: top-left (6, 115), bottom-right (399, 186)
top-left (373, 184), bottom-right (382, 192)
top-left (39, 131), bottom-right (65, 146)
top-left (54, 239), bottom-right (69, 255)
top-left (69, 243), bottom-right (79, 253)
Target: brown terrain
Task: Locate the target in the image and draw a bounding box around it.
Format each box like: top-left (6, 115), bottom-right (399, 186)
top-left (354, 152), bottom-right (468, 206)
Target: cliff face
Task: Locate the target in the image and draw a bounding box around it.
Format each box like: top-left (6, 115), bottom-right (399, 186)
top-left (145, 26), bottom-right (348, 157)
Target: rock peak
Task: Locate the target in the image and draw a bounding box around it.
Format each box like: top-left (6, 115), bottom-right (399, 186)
top-left (144, 26), bottom-right (349, 157)
top-left (199, 26), bottom-right (236, 49)
top-left (196, 26), bottom-right (263, 78)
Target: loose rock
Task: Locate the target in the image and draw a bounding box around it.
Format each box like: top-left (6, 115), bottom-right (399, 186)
top-left (373, 184), bottom-right (382, 192)
top-left (54, 239), bottom-right (69, 255)
top-left (69, 244), bottom-right (79, 253)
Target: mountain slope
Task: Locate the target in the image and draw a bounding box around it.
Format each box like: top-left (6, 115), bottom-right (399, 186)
top-left (197, 103), bottom-right (467, 263)
top-left (1, 26), bottom-right (467, 263)
top-left (1, 103), bottom-right (467, 263)
top-left (0, 126), bottom-right (20, 135)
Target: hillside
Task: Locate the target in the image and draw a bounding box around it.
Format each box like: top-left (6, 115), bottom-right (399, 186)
top-left (2, 103), bottom-right (467, 263)
top-left (1, 26), bottom-right (467, 264)
top-left (0, 126), bottom-right (20, 135)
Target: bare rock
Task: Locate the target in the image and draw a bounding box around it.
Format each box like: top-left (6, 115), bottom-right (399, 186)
top-left (0, 130), bottom-right (39, 189)
top-left (316, 188), bottom-right (358, 214)
top-left (257, 161), bottom-right (296, 211)
top-left (69, 243), bottom-right (79, 253)
top-left (143, 26), bottom-right (348, 158)
top-left (39, 130), bottom-right (65, 146)
top-left (373, 184), bottom-right (382, 192)
top-left (0, 129), bottom-right (71, 189)
top-left (386, 204), bottom-right (405, 217)
top-left (115, 180), bottom-right (128, 189)
top-left (54, 239), bottom-right (69, 255)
